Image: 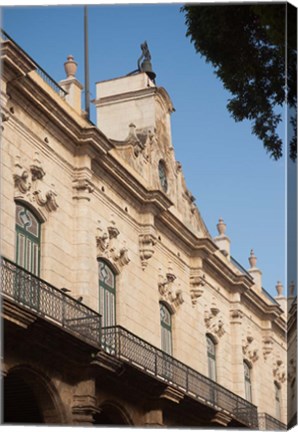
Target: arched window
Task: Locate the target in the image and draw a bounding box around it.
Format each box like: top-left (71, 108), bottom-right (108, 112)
top-left (16, 203), bottom-right (41, 276)
top-left (160, 303), bottom-right (172, 355)
top-left (98, 260), bottom-right (116, 327)
top-left (206, 335), bottom-right (217, 381)
top-left (244, 361), bottom-right (252, 402)
top-left (275, 382), bottom-right (281, 420)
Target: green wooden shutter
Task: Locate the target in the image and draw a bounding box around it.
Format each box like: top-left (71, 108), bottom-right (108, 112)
top-left (207, 336), bottom-right (217, 381)
top-left (160, 303), bottom-right (172, 355)
top-left (99, 260), bottom-right (116, 327)
top-left (15, 204), bottom-right (41, 276)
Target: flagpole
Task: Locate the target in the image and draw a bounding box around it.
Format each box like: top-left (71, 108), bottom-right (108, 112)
top-left (84, 5), bottom-right (90, 120)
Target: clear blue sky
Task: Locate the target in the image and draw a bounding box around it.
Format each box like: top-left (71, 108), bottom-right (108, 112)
top-left (2, 2), bottom-right (295, 298)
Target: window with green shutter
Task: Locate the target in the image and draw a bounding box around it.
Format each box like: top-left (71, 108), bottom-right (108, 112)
top-left (160, 302), bottom-right (172, 355)
top-left (207, 335), bottom-right (217, 381)
top-left (15, 203), bottom-right (42, 309)
top-left (16, 204), bottom-right (41, 276)
top-left (98, 260), bottom-right (116, 328)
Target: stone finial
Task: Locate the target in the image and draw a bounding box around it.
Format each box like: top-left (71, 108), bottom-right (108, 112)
top-left (216, 218), bottom-right (226, 236)
top-left (289, 281), bottom-right (295, 297)
top-left (248, 249), bottom-right (257, 268)
top-left (276, 281), bottom-right (283, 297)
top-left (64, 55), bottom-right (77, 78)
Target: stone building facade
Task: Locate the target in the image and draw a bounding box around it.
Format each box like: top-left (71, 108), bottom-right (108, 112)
top-left (0, 31), bottom-right (294, 429)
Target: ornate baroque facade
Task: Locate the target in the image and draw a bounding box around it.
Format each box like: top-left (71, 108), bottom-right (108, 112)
top-left (0, 31), bottom-right (295, 429)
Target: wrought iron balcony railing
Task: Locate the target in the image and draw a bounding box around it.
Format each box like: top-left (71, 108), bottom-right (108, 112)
top-left (258, 413), bottom-right (286, 430)
top-left (1, 29), bottom-right (67, 98)
top-left (101, 325), bottom-right (259, 428)
top-left (1, 257), bottom-right (101, 346)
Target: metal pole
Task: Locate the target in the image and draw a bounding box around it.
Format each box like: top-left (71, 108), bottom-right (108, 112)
top-left (84, 5), bottom-right (90, 120)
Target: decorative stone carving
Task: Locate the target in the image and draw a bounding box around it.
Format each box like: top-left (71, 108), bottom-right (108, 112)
top-left (13, 153), bottom-right (59, 215)
top-left (230, 308), bottom-right (243, 324)
top-left (13, 156), bottom-right (31, 193)
top-left (273, 358), bottom-right (286, 383)
top-left (158, 264), bottom-right (184, 312)
top-left (64, 55), bottom-right (78, 78)
top-left (262, 335), bottom-right (274, 359)
top-left (288, 357), bottom-right (296, 381)
top-left (216, 218), bottom-right (226, 236)
top-left (96, 217), bottom-right (130, 269)
top-left (33, 186), bottom-right (58, 212)
top-left (73, 179), bottom-right (94, 201)
top-left (127, 123), bottom-right (145, 157)
top-left (139, 231), bottom-right (157, 270)
top-left (204, 298), bottom-right (225, 337)
top-left (275, 281), bottom-right (284, 297)
top-left (30, 152), bottom-right (45, 181)
top-left (189, 269), bottom-right (206, 305)
top-left (242, 331), bottom-right (259, 363)
top-left (248, 249), bottom-right (257, 268)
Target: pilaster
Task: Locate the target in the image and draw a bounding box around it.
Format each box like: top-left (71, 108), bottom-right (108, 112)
top-left (72, 163), bottom-right (95, 307)
top-left (230, 303), bottom-right (245, 398)
top-left (71, 378), bottom-right (99, 425)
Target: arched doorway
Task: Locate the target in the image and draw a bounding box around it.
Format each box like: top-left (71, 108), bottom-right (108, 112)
top-left (94, 402), bottom-right (132, 426)
top-left (3, 367), bottom-right (63, 424)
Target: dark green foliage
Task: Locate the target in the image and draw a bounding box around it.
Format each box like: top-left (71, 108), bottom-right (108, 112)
top-left (182, 3), bottom-right (297, 161)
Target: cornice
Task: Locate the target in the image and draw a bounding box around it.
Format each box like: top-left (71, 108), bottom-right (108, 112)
top-left (241, 288), bottom-right (286, 331)
top-left (92, 155), bottom-right (173, 214)
top-left (1, 40), bottom-right (36, 79)
top-left (7, 75), bottom-right (112, 158)
top-left (93, 86), bottom-right (156, 107)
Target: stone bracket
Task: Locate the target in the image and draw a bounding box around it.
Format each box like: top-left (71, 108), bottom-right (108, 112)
top-left (91, 351), bottom-right (124, 375)
top-left (211, 410), bottom-right (232, 426)
top-left (159, 385), bottom-right (184, 404)
top-left (2, 297), bottom-right (38, 329)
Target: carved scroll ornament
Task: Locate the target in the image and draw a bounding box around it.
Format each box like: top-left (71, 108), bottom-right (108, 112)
top-left (158, 266), bottom-right (184, 312)
top-left (13, 153), bottom-right (58, 215)
top-left (204, 299), bottom-right (225, 338)
top-left (96, 218), bottom-right (130, 269)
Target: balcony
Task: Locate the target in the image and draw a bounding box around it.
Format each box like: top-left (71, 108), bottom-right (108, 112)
top-left (1, 257), bottom-right (259, 428)
top-left (1, 257), bottom-right (101, 346)
top-left (258, 413), bottom-right (286, 430)
top-left (101, 325), bottom-right (259, 428)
